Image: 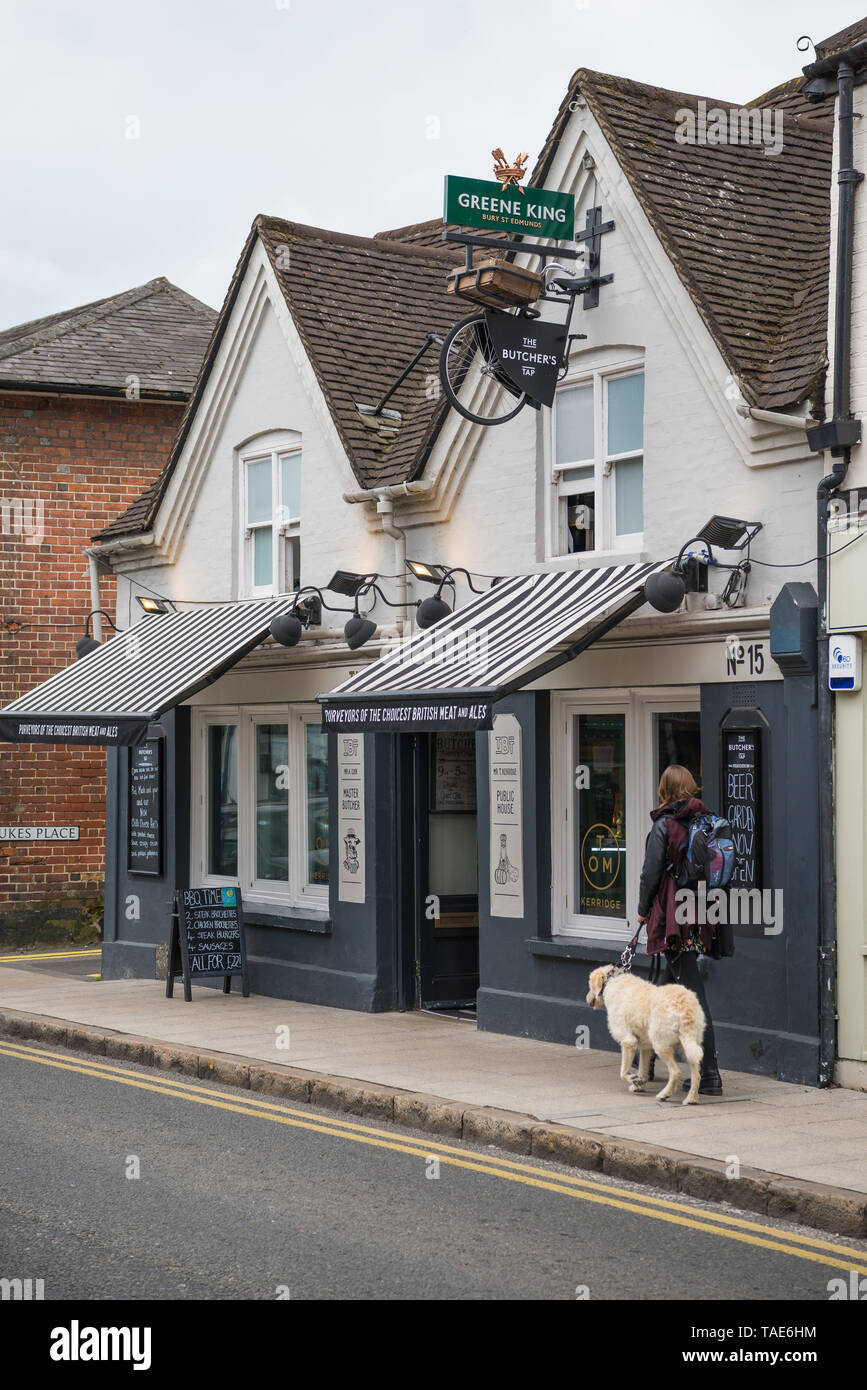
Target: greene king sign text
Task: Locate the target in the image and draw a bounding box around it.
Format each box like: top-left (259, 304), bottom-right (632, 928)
top-left (444, 176), bottom-right (575, 241)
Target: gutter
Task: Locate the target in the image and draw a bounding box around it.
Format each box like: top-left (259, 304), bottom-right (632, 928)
top-left (342, 479), bottom-right (434, 504)
top-left (735, 405), bottom-right (810, 432)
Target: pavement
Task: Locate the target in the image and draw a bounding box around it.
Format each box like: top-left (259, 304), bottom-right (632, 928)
top-left (1, 957), bottom-right (867, 1237)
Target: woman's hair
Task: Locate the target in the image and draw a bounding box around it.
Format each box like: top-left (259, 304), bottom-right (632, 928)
top-left (657, 763), bottom-right (698, 806)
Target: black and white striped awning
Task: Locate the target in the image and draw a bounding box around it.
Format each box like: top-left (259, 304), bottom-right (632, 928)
top-left (0, 597), bottom-right (301, 745)
top-left (319, 561), bottom-right (669, 732)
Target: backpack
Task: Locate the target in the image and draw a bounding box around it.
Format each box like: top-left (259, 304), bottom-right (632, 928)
top-left (674, 812), bottom-right (736, 889)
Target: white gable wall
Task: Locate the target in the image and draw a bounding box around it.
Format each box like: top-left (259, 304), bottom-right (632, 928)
top-left (113, 243), bottom-right (390, 626)
top-left (394, 103), bottom-right (822, 612)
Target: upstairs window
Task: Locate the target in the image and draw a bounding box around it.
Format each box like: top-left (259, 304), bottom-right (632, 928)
top-left (242, 441), bottom-right (302, 595)
top-left (552, 368), bottom-right (644, 555)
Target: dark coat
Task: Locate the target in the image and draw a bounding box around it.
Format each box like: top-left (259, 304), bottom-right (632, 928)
top-left (638, 796), bottom-right (714, 955)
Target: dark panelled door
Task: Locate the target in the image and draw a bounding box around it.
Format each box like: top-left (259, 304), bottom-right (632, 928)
top-left (414, 733), bottom-right (479, 1008)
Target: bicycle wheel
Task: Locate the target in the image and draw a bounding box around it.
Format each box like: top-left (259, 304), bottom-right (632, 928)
top-left (439, 313), bottom-right (528, 426)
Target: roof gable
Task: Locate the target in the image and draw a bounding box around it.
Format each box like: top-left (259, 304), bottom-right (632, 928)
top-left (533, 68), bottom-right (832, 412)
top-left (97, 216), bottom-right (467, 542)
top-left (0, 278), bottom-right (216, 397)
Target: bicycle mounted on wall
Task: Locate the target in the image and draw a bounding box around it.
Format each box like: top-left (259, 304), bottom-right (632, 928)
top-left (438, 205), bottom-right (614, 426)
top-left (359, 160), bottom-right (614, 432)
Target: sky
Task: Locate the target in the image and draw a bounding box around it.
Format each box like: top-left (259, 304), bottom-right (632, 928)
top-left (0, 0), bottom-right (861, 326)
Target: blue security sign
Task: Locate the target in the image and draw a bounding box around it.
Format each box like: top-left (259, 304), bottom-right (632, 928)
top-left (829, 634), bottom-right (862, 691)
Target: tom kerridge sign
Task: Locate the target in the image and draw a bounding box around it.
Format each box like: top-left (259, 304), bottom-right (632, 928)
top-left (444, 176), bottom-right (575, 241)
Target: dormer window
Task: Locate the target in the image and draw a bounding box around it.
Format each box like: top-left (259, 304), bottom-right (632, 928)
top-left (242, 436), bottom-right (302, 595)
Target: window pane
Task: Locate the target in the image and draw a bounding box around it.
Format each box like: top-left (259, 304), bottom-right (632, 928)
top-left (247, 458), bottom-right (272, 524)
top-left (556, 384), bottom-right (594, 466)
top-left (573, 713), bottom-right (626, 919)
top-left (207, 725), bottom-right (237, 876)
top-left (615, 457), bottom-right (643, 535)
top-left (655, 712), bottom-right (702, 790)
top-left (565, 491), bottom-right (595, 552)
top-left (607, 374), bottom-right (644, 455)
top-left (280, 452), bottom-right (302, 522)
top-left (253, 526), bottom-right (273, 587)
top-left (305, 723), bottom-right (329, 886)
top-left (256, 725), bottom-right (289, 882)
top-left (286, 534), bottom-right (301, 591)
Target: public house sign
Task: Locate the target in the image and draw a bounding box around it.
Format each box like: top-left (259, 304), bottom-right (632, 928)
top-left (444, 175), bottom-right (575, 241)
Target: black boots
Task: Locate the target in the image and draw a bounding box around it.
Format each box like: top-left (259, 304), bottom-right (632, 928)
top-left (683, 1054), bottom-right (723, 1095)
top-left (647, 1054), bottom-right (723, 1094)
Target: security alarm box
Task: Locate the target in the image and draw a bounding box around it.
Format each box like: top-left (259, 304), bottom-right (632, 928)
top-left (829, 634), bottom-right (862, 692)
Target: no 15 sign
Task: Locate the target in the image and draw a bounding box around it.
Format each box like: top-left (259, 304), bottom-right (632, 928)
top-left (725, 636), bottom-right (767, 679)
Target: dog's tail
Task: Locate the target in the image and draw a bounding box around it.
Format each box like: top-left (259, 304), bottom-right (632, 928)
top-left (683, 1035), bottom-right (703, 1068)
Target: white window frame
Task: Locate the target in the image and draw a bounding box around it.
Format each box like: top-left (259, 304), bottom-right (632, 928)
top-left (551, 687), bottom-right (699, 942)
top-left (191, 704), bottom-right (328, 913)
top-left (239, 433), bottom-right (302, 598)
top-left (549, 360), bottom-right (644, 559)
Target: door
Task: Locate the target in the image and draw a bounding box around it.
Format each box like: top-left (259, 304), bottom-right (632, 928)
top-left (413, 733), bottom-right (479, 1009)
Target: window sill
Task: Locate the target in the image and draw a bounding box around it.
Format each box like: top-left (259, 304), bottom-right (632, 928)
top-left (527, 935), bottom-right (644, 967)
top-left (536, 550), bottom-right (647, 573)
top-left (244, 905), bottom-right (331, 935)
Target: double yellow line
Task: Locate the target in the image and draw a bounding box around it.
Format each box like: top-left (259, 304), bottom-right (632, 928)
top-left (1, 1037), bottom-right (866, 1278)
top-left (0, 949), bottom-right (101, 963)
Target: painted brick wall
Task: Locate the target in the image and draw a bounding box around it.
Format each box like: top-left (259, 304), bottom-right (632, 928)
top-left (0, 392), bottom-right (184, 933)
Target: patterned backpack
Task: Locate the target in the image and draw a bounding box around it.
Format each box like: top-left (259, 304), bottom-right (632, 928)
top-left (675, 812), bottom-right (736, 889)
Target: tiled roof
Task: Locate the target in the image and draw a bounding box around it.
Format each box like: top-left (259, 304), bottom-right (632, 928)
top-left (0, 278), bottom-right (216, 397)
top-left (531, 68), bottom-right (833, 412)
top-left (814, 17), bottom-right (867, 60)
top-left (96, 216), bottom-right (467, 541)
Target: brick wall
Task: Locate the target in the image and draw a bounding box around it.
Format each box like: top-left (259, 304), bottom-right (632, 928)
top-left (0, 392), bottom-right (183, 939)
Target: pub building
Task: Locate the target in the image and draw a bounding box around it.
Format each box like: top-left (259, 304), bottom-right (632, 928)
top-left (0, 60), bottom-right (837, 1084)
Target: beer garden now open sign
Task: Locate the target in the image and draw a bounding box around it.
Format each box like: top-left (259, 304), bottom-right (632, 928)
top-left (444, 176), bottom-right (575, 241)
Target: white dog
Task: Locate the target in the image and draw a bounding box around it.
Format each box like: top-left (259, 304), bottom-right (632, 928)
top-left (586, 965), bottom-right (706, 1105)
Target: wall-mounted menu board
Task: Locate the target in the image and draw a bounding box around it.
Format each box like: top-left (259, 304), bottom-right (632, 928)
top-left (722, 727), bottom-right (761, 890)
top-left (128, 739), bottom-right (163, 876)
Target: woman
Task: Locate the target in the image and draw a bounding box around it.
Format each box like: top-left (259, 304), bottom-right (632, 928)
top-left (636, 764), bottom-right (723, 1096)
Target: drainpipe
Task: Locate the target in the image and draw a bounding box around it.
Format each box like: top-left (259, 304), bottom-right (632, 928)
top-left (375, 490), bottom-right (409, 633)
top-left (84, 548), bottom-right (103, 641)
top-left (813, 58), bottom-right (861, 1085)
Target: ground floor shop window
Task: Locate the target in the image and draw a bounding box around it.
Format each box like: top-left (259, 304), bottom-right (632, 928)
top-left (553, 688), bottom-right (699, 941)
top-left (194, 705), bottom-right (328, 910)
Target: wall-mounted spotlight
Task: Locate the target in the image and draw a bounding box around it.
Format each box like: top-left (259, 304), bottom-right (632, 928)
top-left (136, 596), bottom-right (170, 615)
top-left (406, 560), bottom-right (449, 584)
top-left (414, 566), bottom-right (491, 630)
top-left (327, 570), bottom-right (378, 598)
top-left (644, 517), bottom-right (763, 614)
top-left (75, 609), bottom-right (119, 659)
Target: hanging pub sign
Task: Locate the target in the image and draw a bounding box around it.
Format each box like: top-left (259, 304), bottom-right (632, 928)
top-left (167, 885), bottom-right (250, 1002)
top-left (444, 175), bottom-right (575, 241)
top-left (483, 310), bottom-right (567, 408)
top-left (127, 738), bottom-right (163, 876)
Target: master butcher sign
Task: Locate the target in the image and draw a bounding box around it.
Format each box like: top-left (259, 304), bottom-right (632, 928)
top-left (484, 310), bottom-right (567, 408)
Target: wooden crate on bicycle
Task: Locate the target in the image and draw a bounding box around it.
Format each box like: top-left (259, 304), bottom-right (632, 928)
top-left (447, 259), bottom-right (542, 310)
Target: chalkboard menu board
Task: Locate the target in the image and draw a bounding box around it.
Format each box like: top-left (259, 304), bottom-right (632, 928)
top-left (722, 728), bottom-right (761, 890)
top-left (128, 740), bottom-right (163, 876)
top-left (167, 886), bottom-right (250, 1001)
